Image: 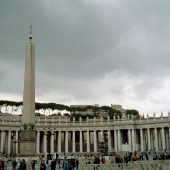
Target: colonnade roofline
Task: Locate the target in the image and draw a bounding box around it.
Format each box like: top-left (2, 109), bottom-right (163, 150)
top-left (0, 115), bottom-right (170, 131)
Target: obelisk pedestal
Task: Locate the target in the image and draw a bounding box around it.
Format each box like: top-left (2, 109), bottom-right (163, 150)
top-left (19, 31), bottom-right (36, 156)
top-left (19, 130), bottom-right (36, 156)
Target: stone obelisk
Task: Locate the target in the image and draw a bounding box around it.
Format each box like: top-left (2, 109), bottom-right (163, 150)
top-left (19, 26), bottom-right (36, 156)
top-left (22, 26), bottom-right (35, 124)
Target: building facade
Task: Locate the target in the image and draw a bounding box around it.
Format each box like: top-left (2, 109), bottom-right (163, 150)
top-left (0, 113), bottom-right (170, 156)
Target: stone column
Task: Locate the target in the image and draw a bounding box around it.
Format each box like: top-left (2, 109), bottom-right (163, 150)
top-left (128, 129), bottom-right (132, 151)
top-left (50, 132), bottom-right (54, 153)
top-left (140, 129), bottom-right (144, 152)
top-left (100, 130), bottom-right (104, 141)
top-left (165, 130), bottom-right (169, 150)
top-left (114, 130), bottom-right (117, 152)
top-left (108, 129), bottom-right (111, 152)
top-left (169, 128), bottom-right (170, 150)
top-left (36, 131), bottom-right (40, 154)
top-left (86, 130), bottom-right (90, 152)
top-left (72, 131), bottom-right (75, 153)
top-left (154, 128), bottom-right (158, 151)
top-left (8, 130), bottom-right (11, 155)
top-left (1, 131), bottom-right (4, 153)
top-left (80, 130), bottom-right (83, 152)
top-left (58, 131), bottom-right (61, 153)
top-left (65, 130), bottom-right (68, 153)
top-left (147, 128), bottom-right (151, 151)
top-left (117, 129), bottom-right (121, 151)
top-left (43, 131), bottom-right (47, 153)
top-left (161, 127), bottom-right (166, 150)
top-left (15, 131), bottom-right (19, 154)
top-left (94, 130), bottom-right (97, 152)
top-left (132, 129), bottom-right (135, 151)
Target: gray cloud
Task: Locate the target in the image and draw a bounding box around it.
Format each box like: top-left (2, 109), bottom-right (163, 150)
top-left (1, 0), bottom-right (170, 114)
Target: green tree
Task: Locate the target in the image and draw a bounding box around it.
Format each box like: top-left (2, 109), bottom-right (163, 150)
top-left (126, 109), bottom-right (139, 119)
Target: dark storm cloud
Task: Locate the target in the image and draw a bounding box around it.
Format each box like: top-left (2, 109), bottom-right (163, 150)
top-left (1, 0), bottom-right (170, 114)
top-left (35, 0), bottom-right (170, 78)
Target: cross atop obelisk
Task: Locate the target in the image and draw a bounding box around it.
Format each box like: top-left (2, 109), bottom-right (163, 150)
top-left (29, 25), bottom-right (33, 41)
top-left (22, 26), bottom-right (35, 125)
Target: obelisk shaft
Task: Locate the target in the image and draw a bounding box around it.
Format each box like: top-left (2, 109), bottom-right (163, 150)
top-left (22, 42), bottom-right (35, 124)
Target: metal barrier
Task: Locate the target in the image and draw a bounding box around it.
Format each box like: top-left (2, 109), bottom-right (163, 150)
top-left (79, 160), bottom-right (170, 170)
top-left (4, 159), bottom-right (170, 170)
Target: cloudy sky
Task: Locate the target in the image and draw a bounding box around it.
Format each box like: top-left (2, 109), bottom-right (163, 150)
top-left (1, 0), bottom-right (170, 115)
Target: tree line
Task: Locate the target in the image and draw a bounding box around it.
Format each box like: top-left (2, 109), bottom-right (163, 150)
top-left (0, 100), bottom-right (139, 120)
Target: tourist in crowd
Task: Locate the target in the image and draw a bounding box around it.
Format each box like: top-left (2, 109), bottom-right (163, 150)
top-left (115, 155), bottom-right (123, 163)
top-left (0, 159), bottom-right (4, 170)
top-left (50, 158), bottom-right (56, 170)
top-left (128, 152), bottom-right (132, 161)
top-left (140, 152), bottom-right (144, 160)
top-left (16, 159), bottom-right (20, 170)
top-left (144, 152), bottom-right (149, 160)
top-left (63, 156), bottom-right (69, 170)
top-left (57, 158), bottom-right (61, 169)
top-left (12, 158), bottom-right (17, 170)
top-left (31, 160), bottom-right (35, 170)
top-left (159, 154), bottom-right (166, 160)
top-left (101, 156), bottom-right (105, 164)
top-left (18, 159), bottom-right (26, 170)
top-left (124, 153), bottom-right (129, 163)
top-left (153, 152), bottom-right (158, 160)
top-left (69, 158), bottom-right (76, 170)
top-left (46, 158), bottom-right (49, 169)
top-left (94, 156), bottom-right (100, 164)
top-left (40, 160), bottom-right (46, 170)
top-left (75, 158), bottom-right (79, 170)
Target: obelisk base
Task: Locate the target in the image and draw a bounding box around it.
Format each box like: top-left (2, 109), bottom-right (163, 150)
top-left (19, 130), bottom-right (36, 156)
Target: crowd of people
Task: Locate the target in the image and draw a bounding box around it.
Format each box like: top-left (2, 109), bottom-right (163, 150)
top-left (0, 158), bottom-right (27, 170)
top-left (0, 151), bottom-right (170, 169)
top-left (85, 151), bottom-right (170, 165)
top-left (9, 156), bottom-right (79, 170)
top-left (42, 157), bottom-right (79, 170)
top-left (113, 151), bottom-right (170, 164)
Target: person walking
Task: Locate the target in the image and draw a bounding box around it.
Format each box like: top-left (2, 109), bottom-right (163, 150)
top-left (75, 158), bottom-right (79, 170)
top-left (18, 159), bottom-right (26, 170)
top-left (40, 160), bottom-right (46, 170)
top-left (16, 159), bottom-right (20, 170)
top-left (0, 159), bottom-right (4, 170)
top-left (63, 157), bottom-right (69, 170)
top-left (50, 158), bottom-right (56, 170)
top-left (12, 158), bottom-right (17, 170)
top-left (31, 160), bottom-right (35, 170)
top-left (57, 159), bottom-right (61, 169)
top-left (69, 158), bottom-right (75, 170)
top-left (153, 152), bottom-right (158, 160)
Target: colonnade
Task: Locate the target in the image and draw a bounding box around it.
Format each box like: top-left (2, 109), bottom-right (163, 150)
top-left (0, 126), bottom-right (170, 156)
top-left (36, 129), bottom-right (101, 154)
top-left (0, 130), bottom-right (19, 155)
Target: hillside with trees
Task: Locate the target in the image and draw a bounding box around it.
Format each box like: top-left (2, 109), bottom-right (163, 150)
top-left (0, 100), bottom-right (139, 120)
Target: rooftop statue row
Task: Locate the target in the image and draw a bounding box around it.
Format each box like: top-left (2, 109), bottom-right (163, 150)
top-left (0, 112), bottom-right (169, 124)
